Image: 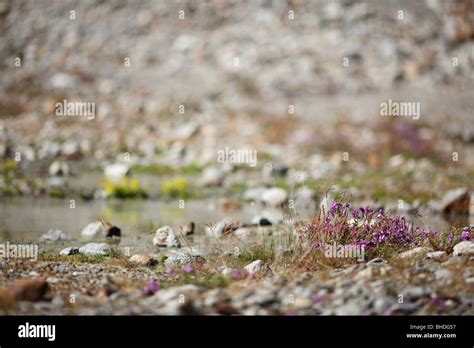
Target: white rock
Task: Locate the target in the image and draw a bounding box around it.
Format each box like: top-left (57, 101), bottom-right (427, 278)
top-left (398, 247), bottom-right (431, 259)
top-left (104, 163), bottom-right (131, 183)
top-left (81, 222), bottom-right (104, 239)
top-left (59, 247), bottom-right (79, 255)
top-left (79, 242), bottom-right (111, 256)
top-left (426, 251), bottom-right (447, 260)
top-left (219, 266), bottom-right (234, 276)
top-left (453, 241), bottom-right (474, 257)
top-left (48, 161), bottom-right (69, 177)
top-left (244, 260), bottom-right (266, 275)
top-left (261, 187), bottom-right (288, 207)
top-left (40, 229), bottom-right (71, 242)
top-left (153, 226), bottom-right (180, 248)
top-left (243, 187), bottom-right (266, 201)
top-left (200, 167), bottom-right (224, 186)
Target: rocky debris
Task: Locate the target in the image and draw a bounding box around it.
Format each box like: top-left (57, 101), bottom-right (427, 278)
top-left (261, 187), bottom-right (288, 207)
top-left (453, 241), bottom-right (474, 257)
top-left (78, 243), bottom-right (111, 256)
top-left (129, 254), bottom-right (158, 266)
top-left (398, 247), bottom-right (432, 259)
top-left (6, 279), bottom-right (50, 302)
top-left (104, 163), bottom-right (131, 183)
top-left (435, 268), bottom-right (453, 281)
top-left (2, 246), bottom-right (474, 315)
top-left (59, 247), bottom-right (79, 256)
top-left (143, 284), bottom-right (202, 315)
top-left (98, 275), bottom-right (132, 298)
top-left (81, 221), bottom-right (104, 239)
top-left (153, 226), bottom-right (180, 248)
top-left (200, 167), bottom-right (225, 186)
top-left (48, 161), bottom-right (69, 177)
top-left (39, 229), bottom-right (71, 242)
top-left (435, 188), bottom-right (470, 216)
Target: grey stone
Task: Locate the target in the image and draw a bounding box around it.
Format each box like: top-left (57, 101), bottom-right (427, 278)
top-left (79, 242), bottom-right (111, 256)
top-left (40, 229), bottom-right (71, 242)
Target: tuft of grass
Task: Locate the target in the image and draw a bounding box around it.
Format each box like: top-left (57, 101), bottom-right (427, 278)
top-left (0, 159), bottom-right (17, 175)
top-left (102, 177), bottom-right (148, 199)
top-left (161, 177), bottom-right (192, 199)
top-left (38, 249), bottom-right (135, 267)
top-left (133, 163), bottom-right (203, 176)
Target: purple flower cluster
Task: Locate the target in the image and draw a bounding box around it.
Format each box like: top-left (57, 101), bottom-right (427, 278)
top-left (461, 227), bottom-right (471, 241)
top-left (302, 201), bottom-right (422, 257)
top-left (143, 279), bottom-right (160, 296)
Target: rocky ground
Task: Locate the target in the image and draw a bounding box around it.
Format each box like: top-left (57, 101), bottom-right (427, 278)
top-left (0, 0), bottom-right (474, 315)
top-left (0, 241), bottom-right (473, 315)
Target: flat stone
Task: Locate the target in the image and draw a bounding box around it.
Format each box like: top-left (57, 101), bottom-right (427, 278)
top-left (398, 247), bottom-right (431, 259)
top-left (453, 241), bottom-right (474, 257)
top-left (426, 251), bottom-right (447, 260)
top-left (79, 242), bottom-right (111, 256)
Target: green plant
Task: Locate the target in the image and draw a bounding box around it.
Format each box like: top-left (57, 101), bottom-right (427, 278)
top-left (102, 177), bottom-right (148, 199)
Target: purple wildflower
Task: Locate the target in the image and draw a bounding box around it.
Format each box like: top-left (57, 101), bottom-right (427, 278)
top-left (313, 295), bottom-right (325, 304)
top-left (461, 227), bottom-right (470, 241)
top-left (182, 264), bottom-right (194, 274)
top-left (143, 279), bottom-right (160, 296)
top-left (233, 269), bottom-right (244, 279)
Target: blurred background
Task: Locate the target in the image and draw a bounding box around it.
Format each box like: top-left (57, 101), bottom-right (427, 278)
top-left (0, 0), bottom-right (473, 244)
